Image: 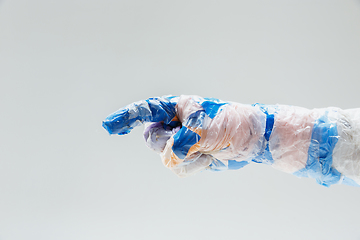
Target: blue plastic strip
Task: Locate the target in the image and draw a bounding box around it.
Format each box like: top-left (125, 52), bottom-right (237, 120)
top-left (252, 143), bottom-right (274, 165)
top-left (184, 110), bottom-right (206, 128)
top-left (342, 177), bottom-right (360, 187)
top-left (201, 98), bottom-right (228, 119)
top-left (253, 104), bottom-right (278, 141)
top-left (209, 159), bottom-right (227, 171)
top-left (172, 127), bottom-right (200, 159)
top-left (293, 113), bottom-right (341, 187)
top-left (146, 98), bottom-right (177, 123)
top-left (228, 160), bottom-right (249, 170)
top-left (251, 104), bottom-right (278, 165)
top-left (208, 159), bottom-right (249, 171)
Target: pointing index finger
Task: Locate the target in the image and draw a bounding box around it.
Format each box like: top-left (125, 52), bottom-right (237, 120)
top-left (102, 96), bottom-right (179, 135)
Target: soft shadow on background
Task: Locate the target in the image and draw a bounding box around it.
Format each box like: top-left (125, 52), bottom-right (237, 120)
top-left (0, 1), bottom-right (360, 240)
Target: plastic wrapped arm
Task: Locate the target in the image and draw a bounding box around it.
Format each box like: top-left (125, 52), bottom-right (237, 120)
top-left (103, 95), bottom-right (360, 187)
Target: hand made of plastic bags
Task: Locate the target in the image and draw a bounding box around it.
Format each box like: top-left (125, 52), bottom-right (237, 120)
top-left (103, 95), bottom-right (360, 187)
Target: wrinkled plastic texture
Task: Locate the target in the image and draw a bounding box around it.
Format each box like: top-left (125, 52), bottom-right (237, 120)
top-left (103, 95), bottom-right (360, 187)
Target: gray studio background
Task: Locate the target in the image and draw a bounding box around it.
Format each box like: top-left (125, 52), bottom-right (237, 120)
top-left (1, 1), bottom-right (360, 239)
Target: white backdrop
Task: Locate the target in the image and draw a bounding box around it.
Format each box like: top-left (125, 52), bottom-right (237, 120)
top-left (1, 1), bottom-right (360, 239)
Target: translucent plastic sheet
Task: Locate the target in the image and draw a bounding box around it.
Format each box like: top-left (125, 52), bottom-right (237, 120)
top-left (103, 95), bottom-right (360, 187)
